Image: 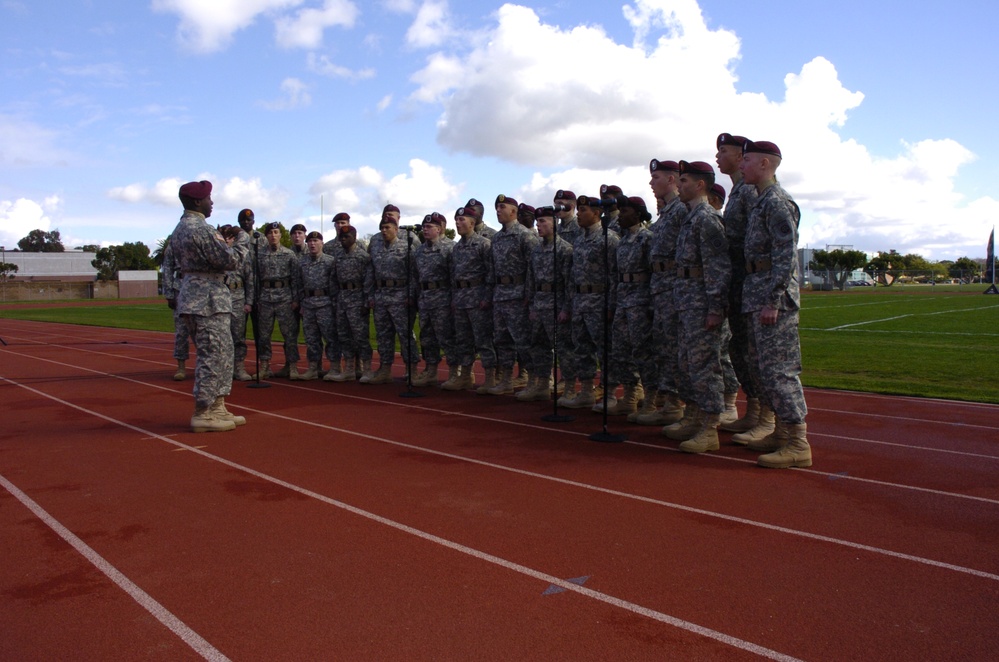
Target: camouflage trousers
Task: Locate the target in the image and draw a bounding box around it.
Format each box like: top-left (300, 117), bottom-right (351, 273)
top-left (719, 319), bottom-right (739, 395)
top-left (373, 303), bottom-right (417, 366)
top-left (302, 304), bottom-right (340, 364)
top-left (183, 312), bottom-right (233, 409)
top-left (230, 295), bottom-right (248, 365)
top-left (173, 307), bottom-right (192, 361)
top-left (748, 308), bottom-right (807, 423)
top-left (610, 305), bottom-right (655, 389)
top-left (337, 304), bottom-right (373, 362)
top-left (257, 299), bottom-right (300, 364)
top-left (492, 299), bottom-right (532, 371)
top-left (528, 309), bottom-right (574, 380)
top-left (652, 292), bottom-right (680, 396)
top-left (418, 305), bottom-right (456, 366)
top-left (727, 308), bottom-right (759, 398)
top-left (676, 309), bottom-right (725, 414)
top-left (571, 309), bottom-right (614, 387)
top-left (453, 306), bottom-right (496, 369)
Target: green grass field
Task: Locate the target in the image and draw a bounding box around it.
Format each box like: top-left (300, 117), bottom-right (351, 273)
top-left (2, 288), bottom-right (997, 403)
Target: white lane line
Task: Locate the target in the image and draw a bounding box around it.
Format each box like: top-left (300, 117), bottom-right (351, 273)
top-left (824, 304), bottom-right (999, 330)
top-left (0, 473), bottom-right (230, 662)
top-left (0, 377), bottom-right (801, 662)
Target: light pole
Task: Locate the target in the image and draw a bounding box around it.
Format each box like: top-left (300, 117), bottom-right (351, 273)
top-left (1, 245), bottom-right (6, 303)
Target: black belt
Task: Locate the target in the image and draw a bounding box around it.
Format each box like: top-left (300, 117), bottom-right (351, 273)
top-left (421, 280), bottom-right (448, 291)
top-left (225, 277), bottom-right (244, 291)
top-left (455, 278), bottom-right (484, 289)
top-left (677, 267), bottom-right (703, 278)
top-left (746, 259), bottom-right (772, 273)
top-left (496, 275), bottom-right (524, 285)
top-left (377, 279), bottom-right (405, 288)
top-left (339, 281), bottom-right (363, 290)
top-left (619, 272), bottom-right (649, 283)
top-left (262, 279), bottom-right (287, 288)
top-left (651, 260), bottom-right (676, 273)
top-left (306, 288), bottom-right (329, 297)
top-left (575, 284), bottom-right (605, 294)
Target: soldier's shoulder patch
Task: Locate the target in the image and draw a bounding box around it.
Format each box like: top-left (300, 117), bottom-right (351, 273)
top-left (777, 222), bottom-right (793, 237)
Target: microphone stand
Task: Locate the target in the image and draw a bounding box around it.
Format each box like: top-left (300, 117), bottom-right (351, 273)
top-left (542, 231), bottom-right (572, 423)
top-left (247, 233), bottom-right (270, 389)
top-left (400, 226), bottom-right (423, 398)
top-left (590, 209), bottom-right (625, 443)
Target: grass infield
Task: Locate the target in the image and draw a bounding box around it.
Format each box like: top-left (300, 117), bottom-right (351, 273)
top-left (2, 286), bottom-right (997, 403)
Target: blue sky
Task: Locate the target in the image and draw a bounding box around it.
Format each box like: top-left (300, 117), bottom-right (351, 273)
top-left (1, 0), bottom-right (996, 260)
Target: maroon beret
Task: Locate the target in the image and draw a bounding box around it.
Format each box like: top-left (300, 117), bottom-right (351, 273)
top-left (518, 203), bottom-right (536, 217)
top-left (306, 231), bottom-right (323, 241)
top-left (710, 183), bottom-right (727, 203)
top-left (553, 189), bottom-right (576, 201)
top-left (650, 159), bottom-right (679, 174)
top-left (179, 180), bottom-right (212, 199)
top-left (716, 133), bottom-right (749, 150)
top-left (600, 184), bottom-right (623, 197)
top-left (422, 212), bottom-right (446, 227)
top-left (679, 160), bottom-right (715, 175)
top-left (332, 212), bottom-right (350, 222)
top-left (495, 193), bottom-right (518, 207)
top-left (379, 215), bottom-right (398, 226)
top-left (743, 140), bottom-right (782, 158)
top-left (290, 223), bottom-right (307, 233)
top-left (535, 206), bottom-right (555, 219)
top-left (237, 208), bottom-right (254, 223)
top-left (576, 195), bottom-right (600, 207)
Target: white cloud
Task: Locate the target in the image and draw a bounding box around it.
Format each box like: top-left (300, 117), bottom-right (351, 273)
top-left (306, 53), bottom-right (376, 80)
top-left (152, 0), bottom-right (302, 53)
top-left (405, 0), bottom-right (988, 259)
top-left (259, 78), bottom-right (312, 110)
top-left (309, 159), bottom-right (460, 235)
top-left (0, 114), bottom-right (75, 167)
top-left (406, 0), bottom-right (453, 48)
top-left (0, 197), bottom-right (53, 249)
top-left (275, 0), bottom-right (360, 49)
top-left (107, 176), bottom-right (287, 222)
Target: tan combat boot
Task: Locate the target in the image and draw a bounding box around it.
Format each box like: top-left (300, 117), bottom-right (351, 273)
top-left (357, 359), bottom-right (376, 383)
top-left (439, 364), bottom-right (462, 390)
top-left (210, 396), bottom-right (246, 426)
top-left (608, 384), bottom-right (639, 416)
top-left (679, 412), bottom-right (720, 453)
top-left (191, 404), bottom-right (236, 433)
top-left (234, 365), bottom-right (253, 381)
top-left (323, 359), bottom-right (343, 382)
top-left (476, 367), bottom-right (499, 395)
top-left (515, 373), bottom-right (539, 400)
top-left (718, 392), bottom-right (740, 427)
top-left (563, 379), bottom-right (596, 409)
top-left (556, 378), bottom-right (577, 406)
top-left (629, 389), bottom-right (660, 423)
top-left (173, 360), bottom-right (186, 381)
top-left (511, 367), bottom-right (530, 390)
top-left (662, 403), bottom-right (701, 440)
top-left (758, 423), bottom-right (812, 468)
top-left (748, 419), bottom-right (788, 453)
top-left (487, 367), bottom-right (515, 395)
top-left (731, 404), bottom-right (776, 446)
top-left (412, 363), bottom-right (438, 386)
top-left (720, 396), bottom-right (760, 433)
top-left (367, 362), bottom-right (394, 385)
top-left (297, 362), bottom-right (320, 381)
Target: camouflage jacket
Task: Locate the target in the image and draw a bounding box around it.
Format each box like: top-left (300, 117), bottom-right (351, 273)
top-left (674, 201), bottom-right (730, 315)
top-left (526, 235), bottom-right (572, 315)
top-left (742, 182), bottom-right (801, 313)
top-left (298, 252), bottom-right (337, 309)
top-left (335, 244), bottom-right (373, 308)
top-left (256, 244), bottom-right (302, 304)
top-left (722, 178), bottom-right (759, 304)
top-left (450, 233), bottom-right (493, 310)
top-left (161, 239), bottom-right (181, 300)
top-left (570, 223), bottom-right (618, 314)
top-left (170, 211), bottom-right (247, 317)
top-left (369, 235), bottom-right (418, 305)
top-left (616, 225), bottom-right (653, 309)
top-left (226, 241), bottom-right (254, 305)
top-left (491, 220), bottom-right (539, 302)
top-left (414, 237), bottom-right (453, 310)
top-left (649, 195), bottom-right (687, 296)
top-left (556, 215), bottom-right (582, 247)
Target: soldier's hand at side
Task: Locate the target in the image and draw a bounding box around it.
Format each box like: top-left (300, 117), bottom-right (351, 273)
top-left (558, 311), bottom-right (569, 323)
top-left (244, 304), bottom-right (252, 314)
top-left (167, 298), bottom-right (176, 310)
top-left (529, 310), bottom-right (537, 321)
top-left (760, 306), bottom-right (778, 326)
top-left (705, 312), bottom-right (723, 330)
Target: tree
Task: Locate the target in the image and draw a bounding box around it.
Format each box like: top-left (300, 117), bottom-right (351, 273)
top-left (808, 249), bottom-right (868, 290)
top-left (0, 262), bottom-right (17, 282)
top-left (948, 257), bottom-right (981, 282)
top-left (152, 237), bottom-right (169, 267)
top-left (92, 242), bottom-right (157, 281)
top-left (79, 244), bottom-right (99, 253)
top-left (17, 228), bottom-right (65, 252)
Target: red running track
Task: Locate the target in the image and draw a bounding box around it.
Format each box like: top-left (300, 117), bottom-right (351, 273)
top-left (1, 318), bottom-right (997, 661)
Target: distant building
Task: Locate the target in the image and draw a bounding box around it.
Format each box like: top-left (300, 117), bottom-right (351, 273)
top-left (0, 251), bottom-right (157, 300)
top-left (4, 251), bottom-right (98, 282)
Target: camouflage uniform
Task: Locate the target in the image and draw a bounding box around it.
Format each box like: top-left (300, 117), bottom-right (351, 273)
top-left (255, 243), bottom-right (302, 366)
top-left (226, 243), bottom-right (254, 370)
top-left (475, 222), bottom-right (498, 241)
top-left (170, 212), bottom-right (247, 409)
top-left (526, 234), bottom-right (574, 380)
top-left (161, 239), bottom-right (191, 362)
top-left (569, 223), bottom-right (618, 385)
top-left (611, 224), bottom-right (654, 389)
top-left (324, 235), bottom-right (368, 257)
top-left (649, 195), bottom-right (688, 396)
top-left (369, 233), bottom-right (419, 366)
top-left (414, 236), bottom-right (456, 368)
top-left (336, 242), bottom-right (374, 363)
top-left (491, 221), bottom-right (539, 372)
top-left (556, 215), bottom-right (582, 248)
top-left (450, 232), bottom-right (496, 370)
top-left (722, 179), bottom-right (760, 400)
top-left (742, 183), bottom-right (806, 424)
top-left (674, 201), bottom-right (731, 415)
top-left (298, 251), bottom-right (339, 366)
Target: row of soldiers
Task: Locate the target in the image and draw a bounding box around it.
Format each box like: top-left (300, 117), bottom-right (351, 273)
top-left (163, 133), bottom-right (810, 468)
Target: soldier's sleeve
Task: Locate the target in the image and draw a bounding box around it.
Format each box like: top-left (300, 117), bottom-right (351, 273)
top-left (482, 238), bottom-right (495, 288)
top-left (766, 198), bottom-right (799, 308)
top-left (290, 254), bottom-right (303, 301)
top-left (607, 235), bottom-right (619, 310)
top-left (363, 256), bottom-right (375, 303)
top-left (701, 216), bottom-right (731, 316)
top-left (327, 257), bottom-right (339, 299)
top-left (525, 251), bottom-right (537, 305)
top-left (242, 249), bottom-right (255, 305)
top-left (560, 243), bottom-right (573, 316)
top-left (161, 241), bottom-right (177, 299)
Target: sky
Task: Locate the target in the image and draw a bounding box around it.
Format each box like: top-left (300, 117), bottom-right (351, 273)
top-left (1, 0), bottom-right (997, 261)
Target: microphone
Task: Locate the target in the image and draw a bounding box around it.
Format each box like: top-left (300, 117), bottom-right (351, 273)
top-left (553, 203), bottom-right (572, 213)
